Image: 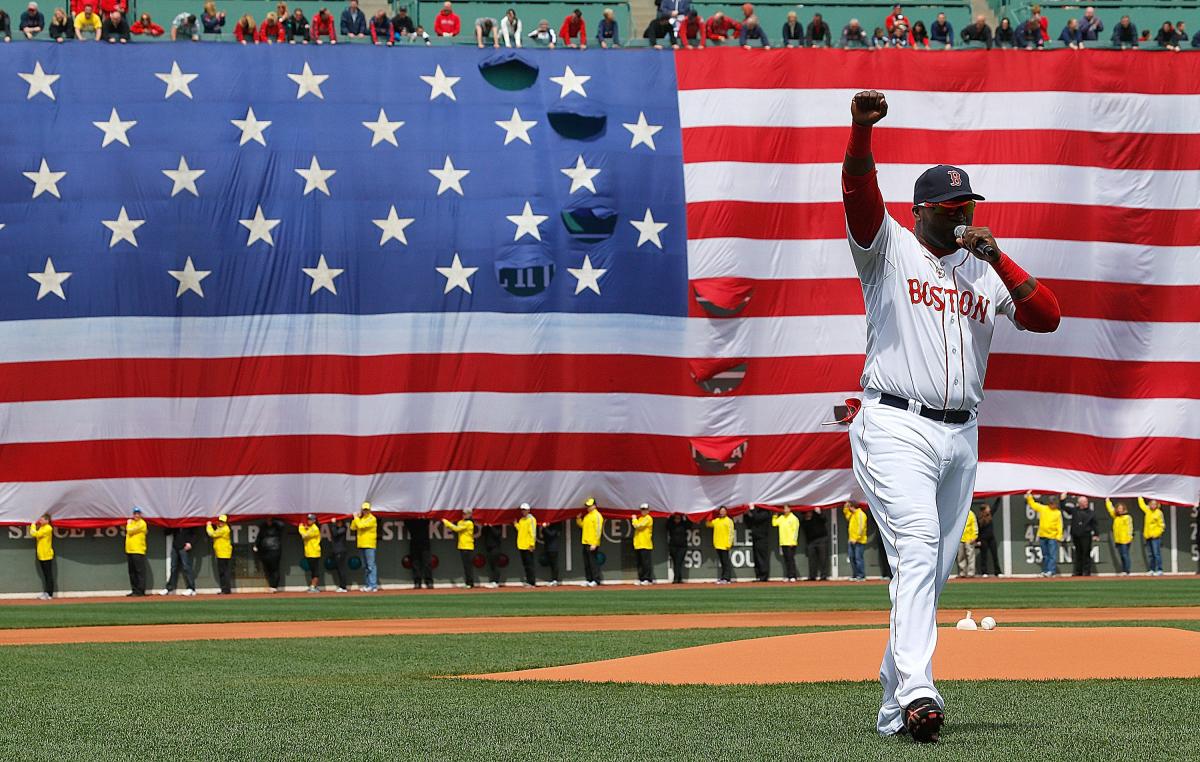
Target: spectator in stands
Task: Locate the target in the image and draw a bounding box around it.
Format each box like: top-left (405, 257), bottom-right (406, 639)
top-left (843, 502), bottom-right (868, 581)
top-left (412, 23), bottom-right (430, 43)
top-left (739, 2), bottom-right (753, 23)
top-left (596, 7), bottom-right (618, 47)
top-left (1025, 492), bottom-right (1063, 576)
top-left (327, 518), bottom-right (350, 593)
top-left (1138, 28), bottom-right (1150, 43)
top-left (29, 514), bottom-right (54, 599)
top-left (369, 10), bottom-right (391, 44)
top-left (704, 11), bottom-right (738, 44)
top-left (666, 513), bottom-right (689, 583)
top-left (930, 12), bottom-right (952, 47)
top-left (956, 507), bottom-right (978, 578)
top-left (340, 0), bottom-right (365, 37)
top-left (577, 498), bottom-right (603, 586)
top-left (162, 525), bottom-right (198, 596)
top-left (658, 0), bottom-right (689, 18)
top-left (887, 22), bottom-right (909, 47)
top-left (631, 503), bottom-right (655, 585)
top-left (740, 14), bottom-right (768, 48)
top-left (200, 1), bottom-right (223, 35)
top-left (643, 13), bottom-right (675, 48)
top-left (678, 8), bottom-right (703, 47)
top-left (285, 8), bottom-right (308, 42)
top-left (743, 505), bottom-right (771, 582)
top-left (433, 0), bottom-right (459, 37)
top-left (1059, 18), bottom-right (1082, 48)
top-left (101, 8), bottom-right (129, 42)
top-left (805, 12), bottom-right (829, 46)
top-left (351, 502), bottom-right (378, 592)
top-left (1062, 495), bottom-right (1098, 576)
top-left (131, 11), bottom-right (162, 35)
top-left (1156, 21), bottom-right (1181, 51)
top-left (20, 2), bottom-right (44, 38)
top-left (1111, 14), bottom-right (1137, 48)
top-left (97, 0), bottom-right (124, 16)
top-left (1078, 6), bottom-right (1102, 40)
top-left (773, 505), bottom-right (800, 582)
top-left (206, 514), bottom-right (234, 595)
top-left (311, 7), bottom-right (336, 42)
top-left (1106, 498), bottom-right (1133, 575)
top-left (869, 25), bottom-right (887, 48)
top-left (274, 2), bottom-right (286, 21)
top-left (259, 12), bottom-right (285, 43)
top-left (802, 507), bottom-right (829, 580)
top-left (481, 524), bottom-right (502, 588)
top-left (390, 7), bottom-right (413, 40)
top-left (529, 18), bottom-right (557, 46)
top-left (558, 7), bottom-right (585, 47)
top-left (453, 513), bottom-right (487, 588)
top-left (252, 516), bottom-right (285, 592)
top-left (976, 504), bottom-right (1001, 576)
top-left (840, 17), bottom-right (866, 47)
top-left (171, 12), bottom-right (198, 40)
top-left (233, 13), bottom-right (256, 42)
top-left (49, 7), bottom-right (73, 39)
top-left (961, 14), bottom-right (991, 47)
top-left (0, 9), bottom-right (9, 39)
top-left (540, 518), bottom-right (563, 586)
top-left (74, 3), bottom-right (101, 39)
top-left (781, 10), bottom-right (802, 46)
top-left (299, 514), bottom-right (322, 592)
top-left (706, 506), bottom-right (735, 584)
top-left (474, 16), bottom-right (498, 47)
top-left (498, 7), bottom-right (520, 46)
top-left (1139, 497), bottom-right (1165, 575)
top-left (515, 504), bottom-right (538, 587)
top-left (884, 4), bottom-right (904, 32)
top-left (1014, 17), bottom-right (1044, 49)
top-left (994, 16), bottom-right (1013, 46)
top-left (1176, 21), bottom-right (1187, 45)
top-left (124, 507), bottom-right (148, 596)
top-left (909, 19), bottom-right (929, 47)
top-left (404, 518), bottom-right (432, 588)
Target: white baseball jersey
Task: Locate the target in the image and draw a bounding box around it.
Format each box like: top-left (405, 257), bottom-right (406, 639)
top-left (847, 211), bottom-right (1023, 411)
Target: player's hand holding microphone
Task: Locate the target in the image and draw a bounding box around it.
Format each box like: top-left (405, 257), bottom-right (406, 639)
top-left (955, 225), bottom-right (1002, 263)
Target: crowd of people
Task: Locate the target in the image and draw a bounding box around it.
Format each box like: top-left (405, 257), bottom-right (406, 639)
top-left (2, 0), bottom-right (1196, 49)
top-left (23, 494), bottom-right (1192, 599)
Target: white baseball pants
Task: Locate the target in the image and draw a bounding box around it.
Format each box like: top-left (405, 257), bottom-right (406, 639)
top-left (848, 390), bottom-right (978, 735)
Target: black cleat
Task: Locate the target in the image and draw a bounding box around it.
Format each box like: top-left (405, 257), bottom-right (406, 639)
top-left (903, 698), bottom-right (944, 743)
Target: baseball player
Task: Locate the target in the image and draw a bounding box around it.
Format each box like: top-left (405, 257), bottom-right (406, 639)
top-left (842, 90), bottom-right (1062, 743)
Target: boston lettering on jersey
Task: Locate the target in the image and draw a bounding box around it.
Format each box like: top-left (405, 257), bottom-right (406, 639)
top-left (906, 279), bottom-right (992, 325)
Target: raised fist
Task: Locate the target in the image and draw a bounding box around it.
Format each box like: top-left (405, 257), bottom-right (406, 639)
top-left (851, 90), bottom-right (888, 126)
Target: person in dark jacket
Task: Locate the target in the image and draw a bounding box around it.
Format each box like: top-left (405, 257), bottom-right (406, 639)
top-left (929, 11), bottom-right (952, 46)
top-left (482, 524), bottom-right (504, 587)
top-left (1014, 17), bottom-right (1044, 48)
top-left (1193, 29), bottom-right (1200, 48)
top-left (780, 10), bottom-right (802, 46)
top-left (643, 13), bottom-right (676, 48)
top-left (801, 508), bottom-right (829, 581)
top-left (742, 505), bottom-right (772, 581)
top-left (20, 2), bottom-right (45, 38)
top-left (739, 13), bottom-right (768, 47)
top-left (101, 9), bottom-right (129, 42)
top-left (960, 14), bottom-right (991, 47)
top-left (595, 7), bottom-right (618, 47)
top-left (1155, 21), bottom-right (1181, 51)
top-left (253, 517), bottom-right (285, 591)
top-left (162, 526), bottom-right (198, 595)
top-left (994, 17), bottom-right (1013, 46)
top-left (404, 518), bottom-right (432, 589)
top-left (1060, 494), bottom-right (1099, 576)
top-left (328, 518), bottom-right (350, 592)
top-left (1058, 18), bottom-right (1082, 48)
top-left (1110, 15), bottom-right (1137, 47)
top-left (666, 513), bottom-right (690, 583)
top-left (284, 8), bottom-right (308, 41)
top-left (1078, 6), bottom-right (1103, 40)
top-left (0, 9), bottom-right (12, 39)
top-left (805, 12), bottom-right (830, 45)
top-left (369, 9), bottom-right (390, 44)
top-left (540, 520), bottom-right (563, 585)
top-left (340, 0), bottom-right (365, 36)
top-left (48, 7), bottom-right (73, 39)
top-left (200, 0), bottom-right (224, 34)
top-left (976, 503), bottom-right (1002, 576)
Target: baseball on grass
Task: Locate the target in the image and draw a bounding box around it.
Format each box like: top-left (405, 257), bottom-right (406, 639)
top-left (981, 616), bottom-right (997, 631)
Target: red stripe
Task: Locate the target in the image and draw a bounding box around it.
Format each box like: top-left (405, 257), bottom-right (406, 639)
top-left (980, 427), bottom-right (1200, 477)
top-left (687, 201), bottom-right (1200, 247)
top-left (986, 356), bottom-right (1200, 400)
top-left (688, 278), bottom-right (865, 317)
top-left (681, 126), bottom-right (1200, 172)
top-left (674, 47), bottom-right (1200, 95)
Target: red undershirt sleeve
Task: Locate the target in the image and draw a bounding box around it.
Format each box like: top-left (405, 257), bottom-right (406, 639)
top-left (842, 124), bottom-right (885, 249)
top-left (992, 253), bottom-right (1061, 333)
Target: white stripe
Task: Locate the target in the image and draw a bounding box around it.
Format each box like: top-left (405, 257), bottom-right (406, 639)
top-left (975, 463), bottom-right (1199, 507)
top-left (678, 89), bottom-right (1200, 134)
top-left (993, 317), bottom-right (1200, 362)
top-left (684, 162), bottom-right (1200, 210)
top-left (687, 237), bottom-right (1200, 287)
top-left (981, 392), bottom-right (1200, 441)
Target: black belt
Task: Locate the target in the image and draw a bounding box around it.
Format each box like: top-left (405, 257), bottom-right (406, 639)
top-left (879, 393), bottom-right (972, 424)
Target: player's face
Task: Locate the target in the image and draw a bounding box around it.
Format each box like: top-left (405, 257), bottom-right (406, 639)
top-left (914, 199), bottom-right (975, 250)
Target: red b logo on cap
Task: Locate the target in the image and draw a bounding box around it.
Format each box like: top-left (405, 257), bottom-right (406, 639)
top-left (947, 169), bottom-right (962, 187)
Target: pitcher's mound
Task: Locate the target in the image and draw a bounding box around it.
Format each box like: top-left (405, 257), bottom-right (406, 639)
top-left (467, 627), bottom-right (1200, 684)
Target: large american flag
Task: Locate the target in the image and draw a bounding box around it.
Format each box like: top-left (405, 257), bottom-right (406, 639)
top-left (0, 46), bottom-right (1196, 526)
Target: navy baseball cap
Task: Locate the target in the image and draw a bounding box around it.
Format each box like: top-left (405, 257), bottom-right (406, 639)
top-left (913, 165), bottom-right (985, 205)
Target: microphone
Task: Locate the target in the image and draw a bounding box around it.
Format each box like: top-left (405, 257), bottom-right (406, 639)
top-left (954, 224), bottom-right (997, 259)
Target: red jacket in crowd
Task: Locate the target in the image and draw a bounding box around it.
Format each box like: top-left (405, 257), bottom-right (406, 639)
top-left (130, 18), bottom-right (163, 35)
top-left (559, 13), bottom-right (585, 44)
top-left (705, 14), bottom-right (740, 41)
top-left (310, 11), bottom-right (336, 41)
top-left (679, 14), bottom-right (705, 44)
top-left (259, 18), bottom-right (285, 41)
top-left (72, 0), bottom-right (123, 14)
top-left (433, 9), bottom-right (459, 36)
top-left (233, 20), bottom-right (257, 42)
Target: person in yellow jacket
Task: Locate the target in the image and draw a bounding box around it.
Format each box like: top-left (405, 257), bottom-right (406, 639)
top-left (956, 508), bottom-right (978, 578)
top-left (1025, 491), bottom-right (1063, 576)
top-left (351, 502), bottom-right (379, 592)
top-left (124, 507), bottom-right (148, 596)
top-left (74, 4), bottom-right (102, 40)
top-left (705, 505), bottom-right (735, 583)
top-left (443, 508), bottom-right (476, 588)
top-left (843, 501), bottom-right (869, 581)
top-left (631, 503), bottom-right (655, 585)
top-left (299, 513), bottom-right (323, 592)
top-left (206, 514), bottom-right (233, 594)
top-left (773, 505), bottom-right (801, 581)
top-left (1106, 498), bottom-right (1134, 575)
top-left (576, 498), bottom-right (604, 586)
top-left (29, 513), bottom-right (55, 600)
top-left (514, 503), bottom-right (538, 587)
top-left (1139, 496), bottom-right (1165, 575)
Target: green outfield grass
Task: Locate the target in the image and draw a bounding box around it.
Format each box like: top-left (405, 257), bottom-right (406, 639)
top-left (4, 577), bottom-right (1198, 630)
top-left (1, 628), bottom-right (1197, 761)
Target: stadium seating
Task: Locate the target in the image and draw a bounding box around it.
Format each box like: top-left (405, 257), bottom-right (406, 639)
top-left (991, 0), bottom-right (1200, 47)
top-left (690, 0), bottom-right (976, 45)
top-left (412, 0), bottom-right (631, 41)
